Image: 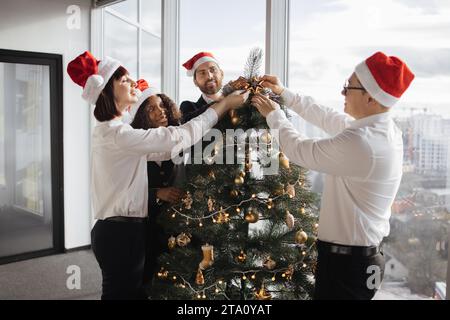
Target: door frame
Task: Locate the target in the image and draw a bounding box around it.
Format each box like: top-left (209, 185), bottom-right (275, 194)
top-left (0, 49), bottom-right (64, 265)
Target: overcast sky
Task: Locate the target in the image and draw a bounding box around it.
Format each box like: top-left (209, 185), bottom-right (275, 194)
top-left (179, 0), bottom-right (450, 117)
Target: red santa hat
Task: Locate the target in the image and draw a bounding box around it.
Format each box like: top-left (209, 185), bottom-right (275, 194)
top-left (67, 51), bottom-right (121, 104)
top-left (129, 79), bottom-right (159, 120)
top-left (355, 51), bottom-right (414, 108)
top-left (182, 52), bottom-right (219, 77)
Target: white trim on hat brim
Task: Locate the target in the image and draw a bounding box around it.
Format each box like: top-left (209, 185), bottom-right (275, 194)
top-left (354, 61), bottom-right (399, 108)
top-left (129, 87), bottom-right (160, 120)
top-left (186, 56), bottom-right (219, 77)
top-left (82, 56), bottom-right (121, 105)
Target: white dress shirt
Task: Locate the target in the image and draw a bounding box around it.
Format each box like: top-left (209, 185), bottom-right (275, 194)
top-left (91, 108), bottom-right (218, 220)
top-left (266, 89), bottom-right (404, 246)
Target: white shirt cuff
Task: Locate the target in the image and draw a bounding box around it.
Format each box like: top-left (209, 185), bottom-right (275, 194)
top-left (203, 107), bottom-right (219, 127)
top-left (266, 109), bottom-right (288, 129)
top-left (281, 88), bottom-right (297, 108)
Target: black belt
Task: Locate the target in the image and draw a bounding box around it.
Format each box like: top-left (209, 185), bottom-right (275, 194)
top-left (317, 240), bottom-right (380, 257)
top-left (105, 216), bottom-right (147, 224)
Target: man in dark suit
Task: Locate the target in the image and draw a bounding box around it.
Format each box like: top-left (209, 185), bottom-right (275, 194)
top-left (180, 52), bottom-right (225, 123)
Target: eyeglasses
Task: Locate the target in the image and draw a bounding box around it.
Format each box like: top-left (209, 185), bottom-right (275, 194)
top-left (343, 82), bottom-right (365, 95)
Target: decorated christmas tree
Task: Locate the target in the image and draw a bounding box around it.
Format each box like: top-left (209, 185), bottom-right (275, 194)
top-left (153, 48), bottom-right (319, 300)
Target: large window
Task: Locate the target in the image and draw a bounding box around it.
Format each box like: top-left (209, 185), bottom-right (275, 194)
top-left (0, 50), bottom-right (64, 263)
top-left (289, 0), bottom-right (450, 299)
top-left (179, 0), bottom-right (266, 103)
top-left (103, 0), bottom-right (162, 89)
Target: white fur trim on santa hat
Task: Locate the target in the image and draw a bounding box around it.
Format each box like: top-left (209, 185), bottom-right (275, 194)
top-left (129, 87), bottom-right (160, 121)
top-left (187, 56), bottom-right (219, 77)
top-left (82, 56), bottom-right (121, 104)
top-left (355, 61), bottom-right (399, 108)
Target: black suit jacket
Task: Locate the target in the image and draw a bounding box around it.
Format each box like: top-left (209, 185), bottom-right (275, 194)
top-left (147, 160), bottom-right (185, 216)
top-left (180, 96), bottom-right (213, 123)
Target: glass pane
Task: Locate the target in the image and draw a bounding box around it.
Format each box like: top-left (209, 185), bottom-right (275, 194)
top-left (108, 0), bottom-right (138, 22)
top-left (141, 31), bottom-right (161, 90)
top-left (179, 0), bottom-right (266, 103)
top-left (0, 62), bottom-right (53, 258)
top-left (290, 0), bottom-right (450, 300)
top-left (141, 0), bottom-right (161, 36)
top-left (104, 12), bottom-right (138, 79)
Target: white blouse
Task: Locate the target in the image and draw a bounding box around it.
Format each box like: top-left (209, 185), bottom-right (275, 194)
top-left (91, 108), bottom-right (218, 220)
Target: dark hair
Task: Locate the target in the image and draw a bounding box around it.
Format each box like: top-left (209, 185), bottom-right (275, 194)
top-left (130, 93), bottom-right (182, 129)
top-left (94, 66), bottom-right (129, 122)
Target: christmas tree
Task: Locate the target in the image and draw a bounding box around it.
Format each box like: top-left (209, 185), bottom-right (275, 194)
top-left (153, 48), bottom-right (318, 300)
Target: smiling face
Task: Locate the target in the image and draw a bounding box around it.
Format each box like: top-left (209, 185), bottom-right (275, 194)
top-left (146, 95), bottom-right (169, 128)
top-left (113, 74), bottom-right (138, 114)
top-left (194, 61), bottom-right (224, 95)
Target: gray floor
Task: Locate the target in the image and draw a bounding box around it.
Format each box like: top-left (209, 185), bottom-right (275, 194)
top-left (0, 250), bottom-right (101, 300)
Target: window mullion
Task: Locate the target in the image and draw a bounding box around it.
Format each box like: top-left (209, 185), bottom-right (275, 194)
top-left (266, 0), bottom-right (288, 86)
top-left (137, 0), bottom-right (142, 79)
top-left (162, 0), bottom-right (180, 102)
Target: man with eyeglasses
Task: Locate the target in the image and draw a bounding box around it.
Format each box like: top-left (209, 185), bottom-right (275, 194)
top-left (251, 52), bottom-right (415, 300)
top-left (180, 52), bottom-right (225, 123)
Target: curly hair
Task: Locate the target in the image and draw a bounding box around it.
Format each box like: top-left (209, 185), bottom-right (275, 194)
top-left (130, 94), bottom-right (182, 130)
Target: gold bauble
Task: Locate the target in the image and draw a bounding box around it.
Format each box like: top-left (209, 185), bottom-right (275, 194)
top-left (263, 257), bottom-right (276, 270)
top-left (168, 236), bottom-right (176, 250)
top-left (176, 232), bottom-right (191, 247)
top-left (236, 250), bottom-right (247, 263)
top-left (245, 161), bottom-right (253, 171)
top-left (279, 152), bottom-right (290, 169)
top-left (234, 176), bottom-right (244, 185)
top-left (231, 116), bottom-right (240, 126)
top-left (239, 171), bottom-right (246, 178)
top-left (260, 131), bottom-right (272, 144)
top-left (245, 209), bottom-right (259, 223)
top-left (286, 184), bottom-right (296, 198)
top-left (196, 268), bottom-right (205, 285)
top-left (285, 211), bottom-right (295, 230)
top-left (230, 190), bottom-right (239, 198)
top-left (295, 230), bottom-right (308, 245)
top-left (229, 109), bottom-right (237, 118)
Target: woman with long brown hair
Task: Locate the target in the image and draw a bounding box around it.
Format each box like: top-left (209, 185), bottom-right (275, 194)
top-left (67, 51), bottom-right (248, 300)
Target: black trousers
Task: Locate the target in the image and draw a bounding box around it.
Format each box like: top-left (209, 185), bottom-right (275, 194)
top-left (91, 219), bottom-right (148, 300)
top-left (313, 241), bottom-right (385, 300)
top-left (142, 214), bottom-right (168, 292)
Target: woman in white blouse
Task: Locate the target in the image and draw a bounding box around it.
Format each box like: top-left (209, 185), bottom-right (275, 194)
top-left (67, 51), bottom-right (248, 300)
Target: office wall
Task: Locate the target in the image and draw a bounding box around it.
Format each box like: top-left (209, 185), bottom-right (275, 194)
top-left (0, 0), bottom-right (92, 249)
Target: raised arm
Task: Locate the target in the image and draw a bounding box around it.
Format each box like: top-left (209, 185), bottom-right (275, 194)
top-left (116, 91), bottom-right (249, 157)
top-left (262, 75), bottom-right (352, 136)
top-left (266, 109), bottom-right (372, 177)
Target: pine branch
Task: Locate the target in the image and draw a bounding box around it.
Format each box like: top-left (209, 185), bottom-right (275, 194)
top-left (244, 47), bottom-right (263, 79)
